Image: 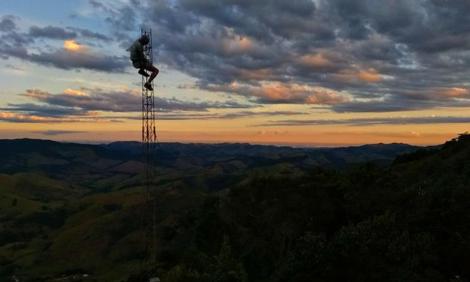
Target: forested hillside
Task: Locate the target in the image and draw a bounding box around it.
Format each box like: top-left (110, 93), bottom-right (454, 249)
top-left (1, 136), bottom-right (469, 281)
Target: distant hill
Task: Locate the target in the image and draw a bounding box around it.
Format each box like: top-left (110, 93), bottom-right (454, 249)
top-left (0, 138), bottom-right (419, 191)
top-left (1, 139), bottom-right (419, 169)
top-left (105, 140), bottom-right (419, 167)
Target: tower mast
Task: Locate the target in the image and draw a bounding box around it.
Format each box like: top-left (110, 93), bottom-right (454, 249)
top-left (141, 27), bottom-right (157, 265)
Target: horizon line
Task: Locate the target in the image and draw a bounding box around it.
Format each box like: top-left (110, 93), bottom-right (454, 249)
top-left (0, 137), bottom-right (439, 149)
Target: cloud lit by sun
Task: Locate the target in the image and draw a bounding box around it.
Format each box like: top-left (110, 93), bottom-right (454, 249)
top-left (64, 40), bottom-right (82, 52)
top-left (64, 88), bottom-right (88, 96)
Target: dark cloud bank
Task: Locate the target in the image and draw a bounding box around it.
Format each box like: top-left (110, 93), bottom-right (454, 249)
top-left (109, 0), bottom-right (470, 112)
top-left (2, 1), bottom-right (470, 121)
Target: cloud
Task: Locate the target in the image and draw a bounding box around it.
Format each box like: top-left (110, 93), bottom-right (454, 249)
top-left (297, 53), bottom-right (336, 70)
top-left (29, 25), bottom-right (76, 39)
top-left (202, 82), bottom-right (351, 105)
top-left (21, 88), bottom-right (252, 113)
top-left (332, 87), bottom-right (470, 113)
top-left (0, 29), bottom-right (127, 71)
top-left (0, 88), bottom-right (255, 123)
top-left (2, 103), bottom-right (88, 117)
top-left (40, 130), bottom-right (88, 136)
top-left (20, 88), bottom-right (144, 113)
top-left (2, 86), bottom-right (315, 123)
top-left (88, 0), bottom-right (141, 46)
top-left (0, 16), bottom-right (122, 72)
top-left (258, 116), bottom-right (470, 127)
top-left (0, 112), bottom-right (59, 123)
top-left (63, 40), bottom-right (83, 51)
top-left (28, 24), bottom-right (111, 41)
top-left (0, 33), bottom-right (127, 72)
top-left (91, 0), bottom-right (470, 111)
top-left (0, 15), bottom-right (16, 32)
top-left (155, 110), bottom-right (305, 120)
top-left (432, 87), bottom-right (470, 99)
top-left (4, 1), bottom-right (470, 112)
top-left (66, 27), bottom-right (111, 41)
top-left (26, 47), bottom-right (128, 72)
top-left (327, 68), bottom-right (387, 87)
top-left (0, 111), bottom-right (123, 123)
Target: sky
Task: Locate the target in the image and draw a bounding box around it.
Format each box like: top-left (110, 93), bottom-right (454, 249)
top-left (0, 0), bottom-right (469, 146)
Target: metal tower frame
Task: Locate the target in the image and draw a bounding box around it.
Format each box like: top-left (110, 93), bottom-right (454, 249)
top-left (141, 27), bottom-right (157, 266)
top-left (142, 28), bottom-right (156, 163)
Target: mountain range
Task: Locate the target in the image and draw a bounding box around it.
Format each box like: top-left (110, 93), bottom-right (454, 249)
top-left (3, 137), bottom-right (469, 281)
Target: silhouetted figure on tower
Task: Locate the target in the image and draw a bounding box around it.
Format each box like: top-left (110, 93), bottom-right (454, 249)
top-left (128, 34), bottom-right (159, 91)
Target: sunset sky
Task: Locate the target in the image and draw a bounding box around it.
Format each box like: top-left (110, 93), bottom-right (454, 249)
top-left (1, 0), bottom-right (470, 146)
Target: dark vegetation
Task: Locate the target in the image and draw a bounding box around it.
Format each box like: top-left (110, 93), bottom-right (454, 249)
top-left (1, 136), bottom-right (469, 281)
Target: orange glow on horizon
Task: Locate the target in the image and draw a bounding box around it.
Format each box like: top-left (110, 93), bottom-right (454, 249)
top-left (0, 120), bottom-right (467, 147)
